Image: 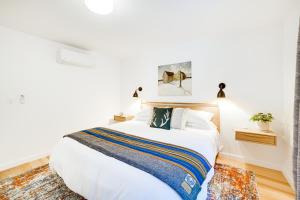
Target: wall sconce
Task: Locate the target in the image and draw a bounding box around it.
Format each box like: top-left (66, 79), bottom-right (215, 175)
top-left (133, 87), bottom-right (143, 98)
top-left (217, 83), bottom-right (226, 98)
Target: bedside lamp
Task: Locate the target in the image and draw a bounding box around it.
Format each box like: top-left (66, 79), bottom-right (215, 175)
top-left (217, 83), bottom-right (226, 98)
top-left (133, 87), bottom-right (143, 98)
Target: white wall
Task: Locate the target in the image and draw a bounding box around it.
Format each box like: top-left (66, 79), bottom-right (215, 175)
top-left (120, 25), bottom-right (287, 170)
top-left (0, 26), bottom-right (121, 170)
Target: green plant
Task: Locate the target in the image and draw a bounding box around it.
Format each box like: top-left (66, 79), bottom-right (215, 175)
top-left (250, 113), bottom-right (274, 123)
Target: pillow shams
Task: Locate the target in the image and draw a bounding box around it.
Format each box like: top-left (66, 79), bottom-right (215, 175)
top-left (134, 107), bottom-right (152, 122)
top-left (186, 109), bottom-right (215, 130)
top-left (186, 109), bottom-right (214, 123)
top-left (171, 108), bottom-right (188, 129)
top-left (186, 121), bottom-right (217, 130)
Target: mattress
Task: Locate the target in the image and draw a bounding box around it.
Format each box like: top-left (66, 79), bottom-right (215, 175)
top-left (50, 121), bottom-right (220, 200)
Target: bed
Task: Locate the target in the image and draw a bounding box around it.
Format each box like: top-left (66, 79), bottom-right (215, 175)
top-left (50, 102), bottom-right (220, 200)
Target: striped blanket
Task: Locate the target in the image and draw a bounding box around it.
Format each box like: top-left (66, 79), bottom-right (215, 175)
top-left (65, 127), bottom-right (212, 200)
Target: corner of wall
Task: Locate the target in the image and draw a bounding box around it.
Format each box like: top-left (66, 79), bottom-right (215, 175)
top-left (282, 145), bottom-right (295, 191)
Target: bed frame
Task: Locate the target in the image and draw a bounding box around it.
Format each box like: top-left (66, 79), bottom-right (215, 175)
top-left (142, 102), bottom-right (220, 132)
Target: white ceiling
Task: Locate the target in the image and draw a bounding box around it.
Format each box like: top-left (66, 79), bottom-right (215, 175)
top-left (0, 0), bottom-right (298, 58)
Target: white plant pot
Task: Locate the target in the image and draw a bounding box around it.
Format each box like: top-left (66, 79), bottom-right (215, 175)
top-left (257, 122), bottom-right (270, 131)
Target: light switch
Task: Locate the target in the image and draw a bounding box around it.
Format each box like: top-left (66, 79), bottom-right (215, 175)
top-left (19, 94), bottom-right (25, 104)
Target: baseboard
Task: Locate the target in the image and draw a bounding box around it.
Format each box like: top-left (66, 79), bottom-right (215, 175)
top-left (283, 168), bottom-right (295, 191)
top-left (0, 152), bottom-right (50, 171)
top-left (219, 151), bottom-right (281, 170)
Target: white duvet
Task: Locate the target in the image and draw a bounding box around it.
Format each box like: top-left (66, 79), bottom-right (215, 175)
top-left (50, 121), bottom-right (220, 200)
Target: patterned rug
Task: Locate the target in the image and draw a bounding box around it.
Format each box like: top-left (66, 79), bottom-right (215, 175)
top-left (0, 163), bottom-right (258, 200)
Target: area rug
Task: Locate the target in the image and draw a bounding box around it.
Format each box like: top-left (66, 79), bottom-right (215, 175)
top-left (0, 163), bottom-right (258, 200)
top-left (207, 164), bottom-right (259, 200)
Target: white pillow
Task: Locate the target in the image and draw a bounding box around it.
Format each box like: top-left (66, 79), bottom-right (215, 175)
top-left (186, 109), bottom-right (214, 124)
top-left (186, 120), bottom-right (217, 130)
top-left (185, 109), bottom-right (216, 130)
top-left (171, 108), bottom-right (188, 129)
top-left (134, 107), bottom-right (153, 122)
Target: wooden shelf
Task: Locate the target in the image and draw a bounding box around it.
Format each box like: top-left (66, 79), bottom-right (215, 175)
top-left (235, 129), bottom-right (277, 145)
top-left (113, 115), bottom-right (134, 122)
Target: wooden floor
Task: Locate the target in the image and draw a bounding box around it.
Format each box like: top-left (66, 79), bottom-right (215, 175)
top-left (0, 157), bottom-right (49, 181)
top-left (216, 155), bottom-right (295, 200)
top-left (0, 155), bottom-right (295, 200)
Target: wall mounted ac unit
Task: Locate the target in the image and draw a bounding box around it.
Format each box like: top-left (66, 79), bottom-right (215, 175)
top-left (56, 48), bottom-right (95, 67)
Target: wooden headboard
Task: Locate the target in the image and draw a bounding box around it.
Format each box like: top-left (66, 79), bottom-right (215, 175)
top-left (142, 102), bottom-right (220, 132)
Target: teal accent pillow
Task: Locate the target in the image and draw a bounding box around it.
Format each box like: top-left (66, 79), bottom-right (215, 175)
top-left (150, 107), bottom-right (173, 130)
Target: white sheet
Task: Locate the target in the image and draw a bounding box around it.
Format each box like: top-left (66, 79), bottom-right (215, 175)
top-left (50, 121), bottom-right (219, 200)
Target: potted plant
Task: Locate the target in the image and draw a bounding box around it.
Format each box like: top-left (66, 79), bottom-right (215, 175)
top-left (250, 113), bottom-right (274, 131)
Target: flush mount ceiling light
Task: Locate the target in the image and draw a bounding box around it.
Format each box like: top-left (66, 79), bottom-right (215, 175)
top-left (85, 0), bottom-right (114, 15)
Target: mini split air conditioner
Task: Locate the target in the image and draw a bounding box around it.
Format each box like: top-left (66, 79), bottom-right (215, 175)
top-left (56, 48), bottom-right (95, 67)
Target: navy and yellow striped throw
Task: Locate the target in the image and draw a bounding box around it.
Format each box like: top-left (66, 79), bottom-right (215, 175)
top-left (65, 127), bottom-right (212, 200)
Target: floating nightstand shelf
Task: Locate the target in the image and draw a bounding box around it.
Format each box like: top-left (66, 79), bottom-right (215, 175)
top-left (114, 115), bottom-right (134, 122)
top-left (235, 129), bottom-right (277, 146)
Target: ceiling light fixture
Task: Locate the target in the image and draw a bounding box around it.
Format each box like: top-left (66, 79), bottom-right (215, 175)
top-left (85, 0), bottom-right (114, 15)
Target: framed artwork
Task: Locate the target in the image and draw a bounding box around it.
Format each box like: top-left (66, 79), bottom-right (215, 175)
top-left (158, 61), bottom-right (192, 96)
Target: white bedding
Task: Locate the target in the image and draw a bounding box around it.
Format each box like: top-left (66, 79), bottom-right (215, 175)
top-left (50, 121), bottom-right (220, 200)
